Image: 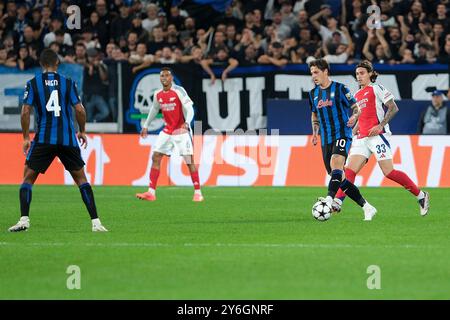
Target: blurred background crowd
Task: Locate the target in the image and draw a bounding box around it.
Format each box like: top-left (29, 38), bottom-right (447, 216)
top-left (0, 0), bottom-right (449, 123)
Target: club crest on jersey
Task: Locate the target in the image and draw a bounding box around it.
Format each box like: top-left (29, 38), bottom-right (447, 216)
top-left (317, 99), bottom-right (333, 108)
top-left (346, 92), bottom-right (352, 99)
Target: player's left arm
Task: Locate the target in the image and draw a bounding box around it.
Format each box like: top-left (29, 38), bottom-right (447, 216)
top-left (378, 98), bottom-right (399, 127)
top-left (74, 103), bottom-right (88, 148)
top-left (341, 84), bottom-right (359, 127)
top-left (368, 85), bottom-right (398, 136)
top-left (176, 87), bottom-right (194, 131)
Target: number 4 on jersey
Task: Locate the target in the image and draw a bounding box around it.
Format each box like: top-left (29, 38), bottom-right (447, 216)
top-left (46, 89), bottom-right (61, 117)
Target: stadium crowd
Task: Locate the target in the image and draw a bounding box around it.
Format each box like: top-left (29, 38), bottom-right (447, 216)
top-left (0, 0), bottom-right (449, 122)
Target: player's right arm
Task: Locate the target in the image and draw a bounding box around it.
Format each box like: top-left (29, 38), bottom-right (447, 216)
top-left (309, 91), bottom-right (319, 146)
top-left (311, 112), bottom-right (320, 146)
top-left (21, 104), bottom-right (32, 155)
top-left (141, 91), bottom-right (161, 138)
top-left (21, 81), bottom-right (34, 155)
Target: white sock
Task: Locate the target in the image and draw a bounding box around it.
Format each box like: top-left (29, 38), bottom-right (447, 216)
top-left (325, 196), bottom-right (333, 205)
top-left (416, 191), bottom-right (425, 200)
top-left (148, 188), bottom-right (155, 195)
top-left (194, 189), bottom-right (202, 196)
top-left (20, 216), bottom-right (29, 222)
top-left (91, 218), bottom-right (101, 226)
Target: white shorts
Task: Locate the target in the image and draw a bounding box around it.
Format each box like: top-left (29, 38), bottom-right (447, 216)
top-left (153, 131), bottom-right (193, 156)
top-left (348, 134), bottom-right (393, 161)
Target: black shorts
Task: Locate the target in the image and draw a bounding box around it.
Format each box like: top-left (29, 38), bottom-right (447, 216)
top-left (25, 142), bottom-right (85, 173)
top-left (321, 138), bottom-right (352, 174)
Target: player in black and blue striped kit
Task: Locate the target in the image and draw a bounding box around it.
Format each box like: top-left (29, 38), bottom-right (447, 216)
top-left (8, 49), bottom-right (108, 232)
top-left (308, 59), bottom-right (377, 219)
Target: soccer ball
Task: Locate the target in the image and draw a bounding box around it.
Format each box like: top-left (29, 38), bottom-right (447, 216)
top-left (312, 200), bottom-right (332, 221)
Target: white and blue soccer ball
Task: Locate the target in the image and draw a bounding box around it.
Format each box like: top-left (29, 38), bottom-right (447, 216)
top-left (312, 200), bottom-right (332, 221)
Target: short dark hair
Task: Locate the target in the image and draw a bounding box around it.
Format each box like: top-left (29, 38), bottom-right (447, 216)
top-left (309, 58), bottom-right (330, 74)
top-left (356, 60), bottom-right (378, 82)
top-left (39, 48), bottom-right (59, 68)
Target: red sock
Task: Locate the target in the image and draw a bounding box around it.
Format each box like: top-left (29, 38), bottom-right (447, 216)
top-left (336, 168), bottom-right (356, 200)
top-left (190, 171), bottom-right (200, 190)
top-left (386, 169), bottom-right (420, 196)
top-left (149, 168), bottom-right (160, 190)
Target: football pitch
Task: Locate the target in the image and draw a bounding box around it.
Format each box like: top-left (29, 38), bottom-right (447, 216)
top-left (0, 185), bottom-right (449, 300)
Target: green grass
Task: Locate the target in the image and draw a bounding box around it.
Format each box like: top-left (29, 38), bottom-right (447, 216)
top-left (0, 185), bottom-right (449, 299)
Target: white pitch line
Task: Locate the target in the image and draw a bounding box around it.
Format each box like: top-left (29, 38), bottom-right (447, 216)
top-left (0, 242), bottom-right (444, 249)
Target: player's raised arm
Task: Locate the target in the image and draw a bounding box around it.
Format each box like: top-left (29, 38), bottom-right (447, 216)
top-left (141, 91), bottom-right (161, 138)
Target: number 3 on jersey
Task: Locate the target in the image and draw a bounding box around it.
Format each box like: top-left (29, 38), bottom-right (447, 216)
top-left (45, 90), bottom-right (61, 117)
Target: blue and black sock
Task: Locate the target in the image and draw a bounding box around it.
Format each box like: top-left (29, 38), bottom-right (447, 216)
top-left (19, 183), bottom-right (33, 217)
top-left (79, 183), bottom-right (98, 220)
top-left (340, 179), bottom-right (366, 207)
top-left (327, 169), bottom-right (343, 199)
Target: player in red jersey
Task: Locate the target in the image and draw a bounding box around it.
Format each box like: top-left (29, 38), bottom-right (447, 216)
top-left (136, 67), bottom-right (203, 202)
top-left (333, 61), bottom-right (429, 218)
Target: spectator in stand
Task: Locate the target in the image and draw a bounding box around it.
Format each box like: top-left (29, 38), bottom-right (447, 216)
top-left (363, 29), bottom-right (391, 64)
top-left (43, 17), bottom-right (73, 48)
top-left (157, 46), bottom-right (177, 64)
top-left (13, 3), bottom-right (29, 44)
top-left (126, 31), bottom-right (139, 54)
top-left (323, 26), bottom-right (354, 64)
top-left (142, 3), bottom-right (159, 33)
top-left (258, 41), bottom-right (288, 67)
top-left (17, 43), bottom-right (38, 70)
top-left (238, 43), bottom-right (260, 66)
top-left (166, 24), bottom-right (180, 48)
top-left (148, 26), bottom-right (168, 54)
top-left (21, 25), bottom-right (42, 56)
top-left (179, 45), bottom-right (204, 65)
top-left (310, 5), bottom-right (349, 45)
top-left (225, 24), bottom-right (239, 51)
top-left (0, 44), bottom-right (16, 67)
top-left (94, 0), bottom-right (113, 50)
top-left (110, 3), bottom-right (133, 42)
top-left (418, 91), bottom-right (450, 135)
top-left (438, 33), bottom-right (450, 63)
top-left (129, 42), bottom-right (154, 73)
top-left (271, 10), bottom-right (291, 40)
top-left (74, 42), bottom-right (88, 66)
top-left (168, 6), bottom-right (185, 31)
top-left (83, 48), bottom-right (110, 122)
top-left (179, 31), bottom-right (195, 55)
top-left (201, 46), bottom-right (239, 84)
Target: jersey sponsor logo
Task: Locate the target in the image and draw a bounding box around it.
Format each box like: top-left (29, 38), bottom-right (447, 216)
top-left (317, 99), bottom-right (333, 108)
top-left (357, 98), bottom-right (369, 109)
top-left (169, 97), bottom-right (176, 101)
top-left (364, 91), bottom-right (369, 96)
top-left (160, 102), bottom-right (177, 111)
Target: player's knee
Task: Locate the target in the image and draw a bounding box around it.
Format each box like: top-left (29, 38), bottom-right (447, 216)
top-left (152, 152), bottom-right (163, 164)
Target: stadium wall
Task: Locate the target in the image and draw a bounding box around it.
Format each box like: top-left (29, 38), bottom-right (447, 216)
top-left (1, 133), bottom-right (449, 187)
